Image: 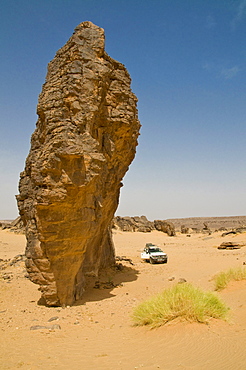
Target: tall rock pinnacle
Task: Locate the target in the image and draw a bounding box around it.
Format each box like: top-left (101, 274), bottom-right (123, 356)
top-left (17, 22), bottom-right (140, 306)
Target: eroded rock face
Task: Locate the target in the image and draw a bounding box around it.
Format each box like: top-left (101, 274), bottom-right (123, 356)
top-left (112, 216), bottom-right (154, 232)
top-left (154, 220), bottom-right (176, 236)
top-left (17, 22), bottom-right (140, 306)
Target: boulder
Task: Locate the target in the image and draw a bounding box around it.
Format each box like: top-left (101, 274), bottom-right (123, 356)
top-left (181, 225), bottom-right (189, 234)
top-left (154, 220), bottom-right (176, 236)
top-left (218, 242), bottom-right (244, 250)
top-left (112, 216), bottom-right (154, 232)
top-left (16, 22), bottom-right (140, 306)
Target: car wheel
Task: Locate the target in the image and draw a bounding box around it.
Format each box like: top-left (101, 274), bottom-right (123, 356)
top-left (150, 257), bottom-right (155, 264)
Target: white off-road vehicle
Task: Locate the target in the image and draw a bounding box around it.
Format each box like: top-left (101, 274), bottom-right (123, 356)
top-left (141, 243), bottom-right (168, 264)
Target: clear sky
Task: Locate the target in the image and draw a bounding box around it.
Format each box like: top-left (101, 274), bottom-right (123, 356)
top-left (0, 0), bottom-right (246, 220)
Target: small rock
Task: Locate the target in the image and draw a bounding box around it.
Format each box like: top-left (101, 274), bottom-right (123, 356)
top-left (168, 276), bottom-right (175, 281)
top-left (50, 324), bottom-right (61, 330)
top-left (30, 325), bottom-right (48, 330)
top-left (178, 278), bottom-right (187, 284)
top-left (221, 231), bottom-right (237, 237)
top-left (218, 242), bottom-right (242, 250)
top-left (30, 324), bottom-right (61, 330)
top-left (48, 316), bottom-right (59, 322)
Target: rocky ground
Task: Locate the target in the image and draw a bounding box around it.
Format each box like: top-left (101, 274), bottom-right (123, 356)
top-left (1, 226), bottom-right (246, 369)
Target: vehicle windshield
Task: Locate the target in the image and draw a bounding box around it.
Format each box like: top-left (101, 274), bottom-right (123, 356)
top-left (149, 247), bottom-right (162, 253)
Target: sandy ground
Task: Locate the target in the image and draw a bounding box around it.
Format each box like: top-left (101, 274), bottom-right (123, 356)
top-left (1, 228), bottom-right (246, 370)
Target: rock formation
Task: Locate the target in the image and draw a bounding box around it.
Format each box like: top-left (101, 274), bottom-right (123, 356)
top-left (181, 225), bottom-right (190, 234)
top-left (112, 216), bottom-right (154, 232)
top-left (17, 22), bottom-right (140, 306)
top-left (154, 220), bottom-right (176, 236)
top-left (113, 216), bottom-right (176, 235)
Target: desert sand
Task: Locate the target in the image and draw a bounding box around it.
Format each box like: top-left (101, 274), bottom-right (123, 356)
top-left (1, 227), bottom-right (246, 369)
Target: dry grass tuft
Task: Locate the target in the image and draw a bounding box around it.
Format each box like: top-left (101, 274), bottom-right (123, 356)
top-left (132, 283), bottom-right (229, 328)
top-left (214, 267), bottom-right (246, 291)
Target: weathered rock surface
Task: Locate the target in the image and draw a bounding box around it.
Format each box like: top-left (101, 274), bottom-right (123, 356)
top-left (218, 242), bottom-right (245, 250)
top-left (17, 21), bottom-right (140, 306)
top-left (154, 220), bottom-right (176, 236)
top-left (0, 217), bottom-right (24, 233)
top-left (112, 216), bottom-right (154, 232)
top-left (181, 225), bottom-right (190, 234)
top-left (113, 216), bottom-right (176, 235)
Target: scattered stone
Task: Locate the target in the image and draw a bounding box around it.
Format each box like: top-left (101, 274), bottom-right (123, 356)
top-left (30, 324), bottom-right (61, 330)
top-left (30, 325), bottom-right (47, 330)
top-left (16, 21), bottom-right (140, 307)
top-left (168, 276), bottom-right (175, 281)
top-left (9, 254), bottom-right (25, 266)
top-left (178, 278), bottom-right (187, 284)
top-left (1, 273), bottom-right (13, 281)
top-left (94, 281), bottom-right (100, 289)
top-left (0, 254), bottom-right (26, 271)
top-left (115, 256), bottom-right (134, 265)
top-left (115, 263), bottom-right (124, 271)
top-left (48, 316), bottom-right (59, 322)
top-left (222, 231), bottom-right (237, 236)
top-left (49, 324), bottom-right (61, 330)
top-left (218, 242), bottom-right (243, 250)
top-left (93, 280), bottom-right (121, 289)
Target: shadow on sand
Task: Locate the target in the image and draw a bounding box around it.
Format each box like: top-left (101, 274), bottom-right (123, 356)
top-left (74, 263), bottom-right (139, 306)
top-left (37, 263), bottom-right (139, 307)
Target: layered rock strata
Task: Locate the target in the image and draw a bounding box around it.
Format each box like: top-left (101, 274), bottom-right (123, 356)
top-left (17, 22), bottom-right (140, 306)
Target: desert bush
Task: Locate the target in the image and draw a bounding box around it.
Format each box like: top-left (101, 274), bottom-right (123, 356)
top-left (214, 267), bottom-right (246, 291)
top-left (132, 283), bottom-right (229, 328)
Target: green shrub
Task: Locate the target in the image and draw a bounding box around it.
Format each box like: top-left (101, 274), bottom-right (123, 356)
top-left (214, 267), bottom-right (246, 291)
top-left (132, 283), bottom-right (229, 328)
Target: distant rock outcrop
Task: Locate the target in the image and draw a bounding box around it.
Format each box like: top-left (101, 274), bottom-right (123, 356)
top-left (181, 225), bottom-right (190, 234)
top-left (112, 216), bottom-right (154, 232)
top-left (154, 220), bottom-right (176, 236)
top-left (16, 22), bottom-right (140, 306)
top-left (0, 217), bottom-right (24, 233)
top-left (166, 216), bottom-right (246, 232)
top-left (113, 216), bottom-right (176, 235)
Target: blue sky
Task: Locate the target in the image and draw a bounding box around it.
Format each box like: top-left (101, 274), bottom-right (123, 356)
top-left (0, 0), bottom-right (246, 220)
